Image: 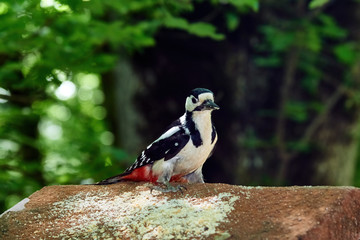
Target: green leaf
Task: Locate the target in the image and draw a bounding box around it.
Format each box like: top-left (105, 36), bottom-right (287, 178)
top-left (164, 16), bottom-right (189, 29)
top-left (285, 101), bottom-right (308, 122)
top-left (318, 14), bottom-right (347, 39)
top-left (308, 101), bottom-right (324, 112)
top-left (104, 157), bottom-right (112, 167)
top-left (302, 26), bottom-right (321, 52)
top-left (164, 17), bottom-right (224, 40)
top-left (287, 141), bottom-right (311, 153)
top-left (254, 56), bottom-right (281, 67)
top-left (0, 2), bottom-right (9, 15)
top-left (228, 0), bottom-right (259, 12)
top-left (334, 43), bottom-right (357, 65)
top-left (301, 77), bottom-right (320, 95)
top-left (225, 12), bottom-right (240, 31)
top-left (259, 26), bottom-right (295, 52)
top-left (309, 0), bottom-right (330, 9)
top-left (188, 22), bottom-right (225, 40)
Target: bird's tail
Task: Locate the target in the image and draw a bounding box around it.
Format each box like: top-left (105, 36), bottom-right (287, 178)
top-left (95, 165), bottom-right (153, 185)
top-left (95, 173), bottom-right (129, 185)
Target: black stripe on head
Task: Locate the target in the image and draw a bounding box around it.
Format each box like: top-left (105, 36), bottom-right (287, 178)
top-left (189, 88), bottom-right (213, 99)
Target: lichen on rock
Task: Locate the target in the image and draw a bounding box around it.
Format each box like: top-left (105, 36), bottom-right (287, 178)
top-left (47, 186), bottom-right (238, 239)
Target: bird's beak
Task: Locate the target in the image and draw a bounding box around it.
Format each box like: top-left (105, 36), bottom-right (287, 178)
top-left (203, 100), bottom-right (220, 110)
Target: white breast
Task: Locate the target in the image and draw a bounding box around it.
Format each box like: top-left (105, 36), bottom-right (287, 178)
top-left (172, 111), bottom-right (217, 176)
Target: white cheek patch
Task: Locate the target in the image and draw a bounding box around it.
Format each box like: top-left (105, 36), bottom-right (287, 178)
top-left (185, 97), bottom-right (196, 111)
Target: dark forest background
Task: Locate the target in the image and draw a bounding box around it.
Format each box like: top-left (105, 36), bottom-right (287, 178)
top-left (1, 0), bottom-right (360, 213)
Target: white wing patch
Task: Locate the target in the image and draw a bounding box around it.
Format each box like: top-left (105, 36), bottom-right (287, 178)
top-left (154, 126), bottom-right (181, 143)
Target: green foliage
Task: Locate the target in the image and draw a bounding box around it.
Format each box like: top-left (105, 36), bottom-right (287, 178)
top-left (0, 0), bottom-right (256, 213)
top-left (253, 1), bottom-right (360, 173)
top-left (164, 16), bottom-right (224, 40)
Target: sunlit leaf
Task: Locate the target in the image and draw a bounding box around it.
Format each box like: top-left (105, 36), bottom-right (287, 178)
top-left (105, 157), bottom-right (112, 167)
top-left (188, 22), bottom-right (225, 40)
top-left (164, 17), bottom-right (224, 40)
top-left (164, 16), bottom-right (189, 29)
top-left (228, 0), bottom-right (259, 12)
top-left (309, 0), bottom-right (330, 9)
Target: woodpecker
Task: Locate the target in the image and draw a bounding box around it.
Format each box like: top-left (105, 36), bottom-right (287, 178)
top-left (97, 88), bottom-right (219, 192)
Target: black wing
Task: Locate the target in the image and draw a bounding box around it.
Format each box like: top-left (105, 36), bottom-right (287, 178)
top-left (124, 124), bottom-right (190, 173)
top-left (211, 125), bottom-right (217, 144)
top-left (96, 119), bottom-right (190, 185)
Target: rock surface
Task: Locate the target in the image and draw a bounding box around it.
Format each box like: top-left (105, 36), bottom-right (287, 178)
top-left (1, 183), bottom-right (360, 239)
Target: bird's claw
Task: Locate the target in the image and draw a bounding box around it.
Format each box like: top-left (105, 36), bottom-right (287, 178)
top-left (150, 184), bottom-right (187, 194)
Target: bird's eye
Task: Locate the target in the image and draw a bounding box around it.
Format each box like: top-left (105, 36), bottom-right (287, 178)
top-left (191, 96), bottom-right (198, 104)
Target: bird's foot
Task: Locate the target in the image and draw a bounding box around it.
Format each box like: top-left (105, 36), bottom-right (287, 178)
top-left (150, 182), bottom-right (187, 194)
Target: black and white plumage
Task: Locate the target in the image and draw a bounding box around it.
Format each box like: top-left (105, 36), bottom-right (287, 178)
top-left (97, 88), bottom-right (219, 191)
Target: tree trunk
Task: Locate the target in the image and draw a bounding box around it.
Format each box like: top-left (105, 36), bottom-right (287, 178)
top-left (102, 57), bottom-right (143, 154)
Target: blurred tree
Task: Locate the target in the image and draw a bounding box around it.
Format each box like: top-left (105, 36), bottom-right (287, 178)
top-left (255, 0), bottom-right (360, 186)
top-left (130, 0), bottom-right (360, 186)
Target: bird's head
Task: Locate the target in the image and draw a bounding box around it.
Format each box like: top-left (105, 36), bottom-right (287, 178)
top-left (185, 88), bottom-right (220, 112)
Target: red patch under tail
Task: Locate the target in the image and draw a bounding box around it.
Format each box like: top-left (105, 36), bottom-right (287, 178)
top-left (97, 165), bottom-right (189, 185)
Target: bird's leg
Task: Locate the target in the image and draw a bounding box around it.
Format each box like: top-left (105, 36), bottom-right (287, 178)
top-left (150, 180), bottom-right (187, 194)
top-left (182, 167), bottom-right (204, 183)
top-left (150, 170), bottom-right (187, 193)
top-left (149, 159), bottom-right (187, 193)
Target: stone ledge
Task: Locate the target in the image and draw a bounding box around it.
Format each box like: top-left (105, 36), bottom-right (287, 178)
top-left (1, 183), bottom-right (360, 239)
